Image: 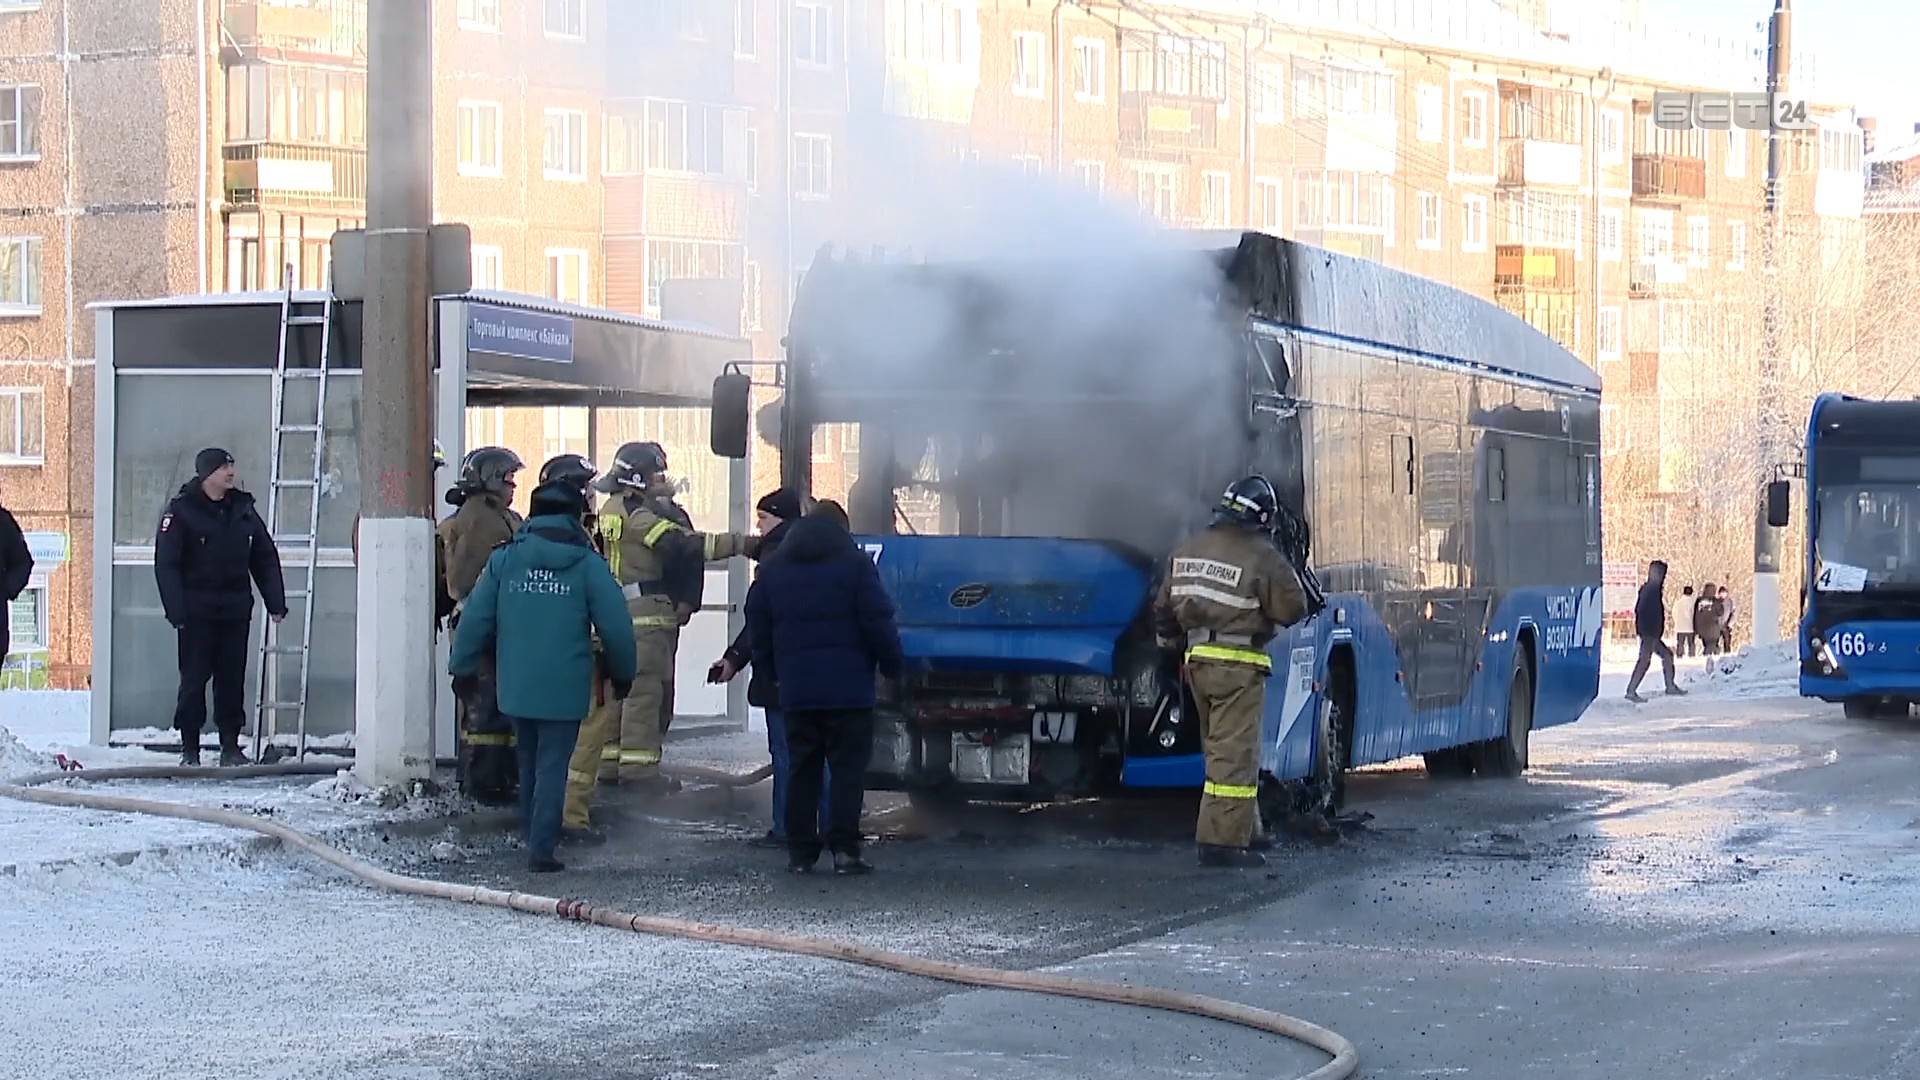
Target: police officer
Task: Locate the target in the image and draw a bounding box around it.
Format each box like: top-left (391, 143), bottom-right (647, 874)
top-left (155, 448), bottom-right (288, 767)
top-left (438, 446), bottom-right (525, 804)
top-left (1154, 476), bottom-right (1309, 869)
top-left (592, 442), bottom-right (758, 790)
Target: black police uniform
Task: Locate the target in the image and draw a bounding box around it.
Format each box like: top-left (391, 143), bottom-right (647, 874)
top-left (154, 480), bottom-right (288, 753)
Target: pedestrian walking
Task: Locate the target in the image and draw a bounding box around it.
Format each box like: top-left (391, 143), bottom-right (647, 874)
top-left (1154, 476), bottom-right (1311, 868)
top-left (1718, 585), bottom-right (1737, 653)
top-left (746, 499), bottom-right (902, 875)
top-left (1675, 585), bottom-right (1697, 657)
top-left (0, 497), bottom-right (32, 670)
top-left (450, 478), bottom-right (636, 873)
top-left (154, 448), bottom-right (287, 766)
top-left (1624, 560), bottom-right (1686, 704)
top-left (1693, 581), bottom-right (1726, 659)
top-left (709, 488), bottom-right (830, 848)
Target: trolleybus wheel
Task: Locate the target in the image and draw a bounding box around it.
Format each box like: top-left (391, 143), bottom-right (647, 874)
top-left (1422, 748), bottom-right (1476, 779)
top-left (1474, 657), bottom-right (1533, 779)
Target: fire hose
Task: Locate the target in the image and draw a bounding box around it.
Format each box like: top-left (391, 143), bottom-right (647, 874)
top-left (0, 763), bottom-right (1358, 1080)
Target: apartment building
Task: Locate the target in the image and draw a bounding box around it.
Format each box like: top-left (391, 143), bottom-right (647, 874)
top-left (0, 0), bottom-right (1867, 683)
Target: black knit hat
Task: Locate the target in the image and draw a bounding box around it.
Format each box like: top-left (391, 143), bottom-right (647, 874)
top-left (195, 448), bottom-right (235, 480)
top-left (529, 479), bottom-right (587, 519)
top-left (755, 488), bottom-right (803, 522)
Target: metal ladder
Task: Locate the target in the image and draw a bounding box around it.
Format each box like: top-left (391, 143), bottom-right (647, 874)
top-left (252, 266), bottom-right (334, 763)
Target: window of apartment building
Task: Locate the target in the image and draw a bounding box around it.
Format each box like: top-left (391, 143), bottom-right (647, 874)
top-left (1634, 110), bottom-right (1706, 160)
top-left (1498, 191), bottom-right (1581, 250)
top-left (1598, 306), bottom-right (1622, 362)
top-left (605, 111), bottom-right (643, 175)
top-left (1599, 207), bottom-right (1622, 261)
top-left (1012, 32), bottom-right (1046, 98)
top-left (1725, 127), bottom-right (1745, 178)
top-left (457, 0), bottom-right (500, 31)
top-left (1074, 159), bottom-right (1104, 194)
top-left (1601, 403), bottom-right (1628, 454)
top-left (1294, 170), bottom-right (1323, 230)
top-left (1074, 38), bottom-right (1105, 102)
top-left (1118, 33), bottom-right (1225, 101)
top-left (742, 259), bottom-right (763, 330)
top-left (1637, 210), bottom-right (1673, 262)
top-left (0, 85), bottom-right (40, 160)
top-left (1012, 154), bottom-right (1043, 177)
top-left (1133, 166), bottom-right (1177, 223)
top-left (1821, 128), bottom-right (1863, 172)
top-left (642, 100), bottom-right (749, 179)
top-left (226, 65), bottom-right (366, 147)
top-left (892, 0), bottom-right (966, 65)
top-left (735, 0), bottom-right (757, 58)
top-left (546, 248), bottom-right (588, 305)
top-left (1728, 221), bottom-right (1747, 270)
top-left (1502, 85), bottom-right (1582, 144)
top-left (1687, 215), bottom-right (1710, 267)
top-left (545, 0), bottom-right (584, 39)
top-left (744, 125), bottom-right (759, 192)
top-left (542, 406), bottom-right (589, 461)
top-left (1659, 298), bottom-right (1692, 352)
top-left (1597, 108), bottom-right (1625, 163)
top-left (470, 245), bottom-right (503, 290)
top-left (1417, 191), bottom-right (1441, 249)
top-left (9, 585), bottom-right (46, 653)
top-left (0, 387), bottom-right (44, 462)
top-left (457, 101), bottom-right (502, 176)
top-left (643, 239), bottom-right (743, 316)
top-left (0, 237), bottom-right (39, 314)
top-left (794, 1), bottom-right (832, 68)
top-left (1292, 62), bottom-right (1325, 121)
top-left (1459, 89), bottom-right (1487, 148)
top-left (1201, 171), bottom-right (1231, 227)
top-left (1416, 83), bottom-right (1442, 142)
top-left (1326, 67), bottom-right (1393, 120)
top-left (542, 109), bottom-right (586, 180)
top-left (1255, 177), bottom-right (1282, 231)
top-left (1461, 194), bottom-right (1487, 252)
top-left (1254, 63), bottom-right (1283, 124)
top-left (793, 132), bottom-right (831, 199)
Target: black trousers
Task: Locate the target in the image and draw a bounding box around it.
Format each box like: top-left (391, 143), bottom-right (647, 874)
top-left (785, 708), bottom-right (875, 862)
top-left (173, 617), bottom-right (252, 745)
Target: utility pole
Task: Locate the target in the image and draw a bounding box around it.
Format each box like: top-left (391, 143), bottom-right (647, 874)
top-left (1752, 0), bottom-right (1791, 646)
top-left (354, 0), bottom-right (436, 786)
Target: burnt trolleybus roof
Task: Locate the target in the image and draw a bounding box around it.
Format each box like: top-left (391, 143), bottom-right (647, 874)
top-left (789, 231), bottom-right (1601, 397)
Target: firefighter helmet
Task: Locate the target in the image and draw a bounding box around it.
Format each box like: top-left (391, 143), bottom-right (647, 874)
top-left (432, 440), bottom-right (448, 473)
top-left (459, 447), bottom-right (524, 496)
top-left (594, 441), bottom-right (668, 493)
top-left (1215, 475), bottom-right (1279, 529)
top-left (538, 453), bottom-right (597, 497)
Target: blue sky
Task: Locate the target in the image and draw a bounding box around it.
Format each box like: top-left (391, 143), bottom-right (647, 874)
top-left (1647, 0), bottom-right (1920, 136)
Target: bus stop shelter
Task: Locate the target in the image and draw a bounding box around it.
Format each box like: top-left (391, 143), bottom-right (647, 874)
top-left (89, 289), bottom-right (751, 758)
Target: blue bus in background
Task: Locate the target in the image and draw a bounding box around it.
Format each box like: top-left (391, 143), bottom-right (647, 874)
top-left (1788, 394), bottom-right (1920, 718)
top-left (709, 233), bottom-right (1603, 818)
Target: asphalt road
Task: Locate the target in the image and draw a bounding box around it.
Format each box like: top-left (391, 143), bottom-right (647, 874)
top-left (5, 671), bottom-right (1918, 1080)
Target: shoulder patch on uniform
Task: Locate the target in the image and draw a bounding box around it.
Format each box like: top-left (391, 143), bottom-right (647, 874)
top-left (1171, 557), bottom-right (1244, 588)
top-left (159, 513), bottom-right (173, 533)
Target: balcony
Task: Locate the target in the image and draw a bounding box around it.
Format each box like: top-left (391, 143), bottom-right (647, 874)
top-left (1628, 258), bottom-right (1687, 297)
top-left (1493, 244), bottom-right (1576, 290)
top-left (1120, 92), bottom-right (1221, 156)
top-left (1632, 154), bottom-right (1706, 200)
top-left (1498, 138), bottom-right (1582, 187)
top-left (225, 142), bottom-right (367, 211)
top-left (223, 0), bottom-right (366, 60)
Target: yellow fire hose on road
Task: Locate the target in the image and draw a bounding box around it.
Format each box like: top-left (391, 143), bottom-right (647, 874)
top-left (0, 763), bottom-right (1358, 1080)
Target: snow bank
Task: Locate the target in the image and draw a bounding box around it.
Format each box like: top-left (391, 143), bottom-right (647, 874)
top-left (1681, 640), bottom-right (1800, 700)
top-left (0, 726), bottom-right (57, 782)
top-left (0, 690), bottom-right (90, 752)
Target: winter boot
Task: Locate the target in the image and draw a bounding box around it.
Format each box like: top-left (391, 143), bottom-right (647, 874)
top-left (179, 744), bottom-right (202, 767)
top-left (832, 851), bottom-right (874, 876)
top-left (1198, 844), bottom-right (1267, 869)
top-left (218, 738), bottom-right (252, 768)
top-left (528, 856), bottom-right (565, 874)
top-left (559, 827), bottom-right (607, 848)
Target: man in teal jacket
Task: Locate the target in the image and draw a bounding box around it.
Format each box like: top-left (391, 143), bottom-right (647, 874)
top-left (451, 480), bottom-right (637, 872)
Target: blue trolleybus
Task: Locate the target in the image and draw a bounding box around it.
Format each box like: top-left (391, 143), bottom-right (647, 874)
top-left (709, 232), bottom-right (1603, 817)
top-left (1786, 394), bottom-right (1920, 718)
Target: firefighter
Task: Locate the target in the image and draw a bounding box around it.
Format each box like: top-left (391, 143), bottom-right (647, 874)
top-left (652, 443), bottom-right (706, 743)
top-left (439, 446), bottom-right (525, 805)
top-left (1154, 475), bottom-right (1309, 869)
top-left (591, 441), bottom-right (758, 790)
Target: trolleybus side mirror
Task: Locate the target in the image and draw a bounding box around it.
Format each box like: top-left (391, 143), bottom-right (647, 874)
top-left (711, 372), bottom-right (752, 460)
top-left (1765, 480), bottom-right (1791, 528)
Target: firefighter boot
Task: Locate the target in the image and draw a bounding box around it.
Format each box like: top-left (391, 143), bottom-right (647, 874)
top-left (1198, 844), bottom-right (1267, 869)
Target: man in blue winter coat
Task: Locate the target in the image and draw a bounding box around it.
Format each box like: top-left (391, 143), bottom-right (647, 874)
top-left (746, 500), bottom-right (903, 875)
top-left (451, 480), bottom-right (637, 872)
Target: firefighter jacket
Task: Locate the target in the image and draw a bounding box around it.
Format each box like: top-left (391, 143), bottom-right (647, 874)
top-left (1153, 523), bottom-right (1308, 672)
top-left (658, 497), bottom-right (706, 618)
top-left (594, 490), bottom-right (757, 631)
top-left (438, 493), bottom-right (523, 602)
